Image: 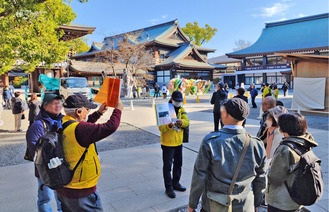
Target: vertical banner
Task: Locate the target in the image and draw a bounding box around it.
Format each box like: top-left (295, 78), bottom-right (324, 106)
top-left (25, 87), bottom-right (28, 100)
top-left (41, 88), bottom-right (45, 102)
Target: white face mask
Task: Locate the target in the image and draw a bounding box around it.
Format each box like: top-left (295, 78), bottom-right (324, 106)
top-left (83, 114), bottom-right (89, 122)
top-left (265, 119), bottom-right (273, 128)
top-left (172, 100), bottom-right (183, 108)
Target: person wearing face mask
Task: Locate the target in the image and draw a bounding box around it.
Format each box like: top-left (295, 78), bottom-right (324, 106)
top-left (26, 93), bottom-right (65, 212)
top-left (257, 96), bottom-right (276, 147)
top-left (265, 106), bottom-right (288, 159)
top-left (56, 94), bottom-right (123, 211)
top-left (159, 91), bottom-right (190, 199)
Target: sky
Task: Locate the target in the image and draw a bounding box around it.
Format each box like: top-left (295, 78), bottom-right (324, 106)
top-left (68, 0), bottom-right (329, 58)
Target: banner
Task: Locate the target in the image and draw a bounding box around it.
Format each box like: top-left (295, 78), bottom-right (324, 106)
top-left (291, 77), bottom-right (326, 110)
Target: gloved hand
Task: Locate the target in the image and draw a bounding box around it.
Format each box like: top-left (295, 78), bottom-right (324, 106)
top-left (48, 157), bottom-right (63, 169)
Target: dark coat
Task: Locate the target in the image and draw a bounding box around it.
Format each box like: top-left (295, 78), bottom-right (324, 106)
top-left (211, 89), bottom-right (228, 113)
top-left (26, 109), bottom-right (64, 178)
top-left (28, 99), bottom-right (41, 121)
top-left (11, 97), bottom-right (23, 114)
top-left (250, 88), bottom-right (258, 98)
top-left (234, 95), bottom-right (248, 103)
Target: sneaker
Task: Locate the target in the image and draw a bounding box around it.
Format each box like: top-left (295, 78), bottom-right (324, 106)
top-left (165, 188), bottom-right (176, 198)
top-left (173, 183), bottom-right (186, 192)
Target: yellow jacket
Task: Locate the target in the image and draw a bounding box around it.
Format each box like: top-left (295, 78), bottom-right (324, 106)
top-left (263, 87), bottom-right (272, 99)
top-left (158, 107), bottom-right (189, 147)
top-left (61, 115), bottom-right (101, 189)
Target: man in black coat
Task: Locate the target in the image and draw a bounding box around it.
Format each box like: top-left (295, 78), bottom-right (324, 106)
top-left (211, 82), bottom-right (227, 131)
top-left (234, 87), bottom-right (248, 127)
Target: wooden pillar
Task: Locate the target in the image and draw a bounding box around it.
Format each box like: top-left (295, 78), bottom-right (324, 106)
top-left (0, 74), bottom-right (9, 87)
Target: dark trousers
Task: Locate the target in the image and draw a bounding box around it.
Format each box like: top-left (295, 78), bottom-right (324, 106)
top-left (268, 205), bottom-right (299, 212)
top-left (57, 191), bottom-right (103, 212)
top-left (213, 112), bottom-right (223, 131)
top-left (251, 96), bottom-right (257, 108)
top-left (284, 90), bottom-right (287, 97)
top-left (154, 92), bottom-right (160, 98)
top-left (161, 145), bottom-right (182, 190)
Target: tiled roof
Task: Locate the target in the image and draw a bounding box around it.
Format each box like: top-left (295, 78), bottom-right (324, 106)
top-left (69, 61), bottom-right (146, 75)
top-left (73, 19), bottom-right (217, 59)
top-left (156, 42), bottom-right (222, 69)
top-left (208, 55), bottom-right (241, 64)
top-left (227, 13), bottom-right (329, 58)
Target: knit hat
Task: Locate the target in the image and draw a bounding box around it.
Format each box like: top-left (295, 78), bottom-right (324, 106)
top-left (223, 98), bottom-right (250, 121)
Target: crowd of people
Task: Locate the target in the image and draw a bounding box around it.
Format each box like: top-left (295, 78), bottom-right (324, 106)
top-left (198, 82), bottom-right (322, 212)
top-left (3, 77), bottom-right (319, 212)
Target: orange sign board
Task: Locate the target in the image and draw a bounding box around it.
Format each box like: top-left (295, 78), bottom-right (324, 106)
top-left (93, 77), bottom-right (121, 108)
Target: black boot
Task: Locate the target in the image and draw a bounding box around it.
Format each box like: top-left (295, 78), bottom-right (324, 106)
top-left (165, 188), bottom-right (176, 198)
top-left (173, 183), bottom-right (186, 192)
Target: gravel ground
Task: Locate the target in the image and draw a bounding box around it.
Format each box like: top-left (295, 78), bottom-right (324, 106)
top-left (0, 123), bottom-right (160, 167)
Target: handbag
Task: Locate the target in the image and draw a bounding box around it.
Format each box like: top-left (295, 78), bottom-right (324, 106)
top-left (183, 126), bottom-right (189, 143)
top-left (22, 113), bottom-right (25, 120)
top-left (207, 134), bottom-right (250, 212)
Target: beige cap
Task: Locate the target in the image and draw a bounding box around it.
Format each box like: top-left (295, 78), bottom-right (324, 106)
top-left (267, 106), bottom-right (288, 123)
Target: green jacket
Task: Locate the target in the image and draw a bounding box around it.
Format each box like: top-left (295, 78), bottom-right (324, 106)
top-left (266, 133), bottom-right (318, 210)
top-left (189, 128), bottom-right (267, 212)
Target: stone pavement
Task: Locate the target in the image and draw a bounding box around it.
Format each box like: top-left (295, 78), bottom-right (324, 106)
top-left (0, 94), bottom-right (327, 212)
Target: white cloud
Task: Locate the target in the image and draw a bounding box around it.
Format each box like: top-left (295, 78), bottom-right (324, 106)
top-left (253, 2), bottom-right (292, 18)
top-left (148, 14), bottom-right (168, 25)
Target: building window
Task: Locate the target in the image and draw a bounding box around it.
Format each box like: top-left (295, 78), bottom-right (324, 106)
top-left (157, 70), bottom-right (171, 84)
top-left (267, 76), bottom-right (277, 84)
top-left (245, 77), bottom-right (253, 85)
top-left (254, 76), bottom-right (263, 85)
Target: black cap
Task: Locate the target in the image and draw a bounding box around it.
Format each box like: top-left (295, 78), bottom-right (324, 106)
top-left (63, 94), bottom-right (97, 109)
top-left (223, 98), bottom-right (250, 121)
top-left (42, 94), bottom-right (62, 105)
top-left (172, 91), bottom-right (183, 102)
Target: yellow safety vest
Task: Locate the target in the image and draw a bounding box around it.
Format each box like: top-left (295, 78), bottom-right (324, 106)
top-left (61, 115), bottom-right (101, 189)
top-left (158, 107), bottom-right (190, 147)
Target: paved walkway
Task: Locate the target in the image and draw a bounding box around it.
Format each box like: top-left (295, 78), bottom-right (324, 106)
top-left (0, 95), bottom-right (327, 212)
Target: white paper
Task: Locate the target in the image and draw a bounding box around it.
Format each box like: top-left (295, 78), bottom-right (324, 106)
top-left (155, 103), bottom-right (177, 126)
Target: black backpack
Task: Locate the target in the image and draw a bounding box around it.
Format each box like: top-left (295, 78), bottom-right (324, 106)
top-left (281, 141), bottom-right (323, 206)
top-left (34, 120), bottom-right (89, 190)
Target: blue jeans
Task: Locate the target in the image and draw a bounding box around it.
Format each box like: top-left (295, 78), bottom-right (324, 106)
top-left (37, 178), bottom-right (62, 212)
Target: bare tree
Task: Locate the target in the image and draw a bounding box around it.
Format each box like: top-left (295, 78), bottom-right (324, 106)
top-left (95, 32), bottom-right (154, 98)
top-left (95, 41), bottom-right (118, 77)
top-left (233, 40), bottom-right (252, 51)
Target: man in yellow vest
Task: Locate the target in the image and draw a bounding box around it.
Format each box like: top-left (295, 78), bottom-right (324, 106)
top-left (56, 94), bottom-right (123, 211)
top-left (159, 91), bottom-right (190, 198)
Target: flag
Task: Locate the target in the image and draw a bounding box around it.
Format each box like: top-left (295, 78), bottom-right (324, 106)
top-left (93, 77), bottom-right (121, 108)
